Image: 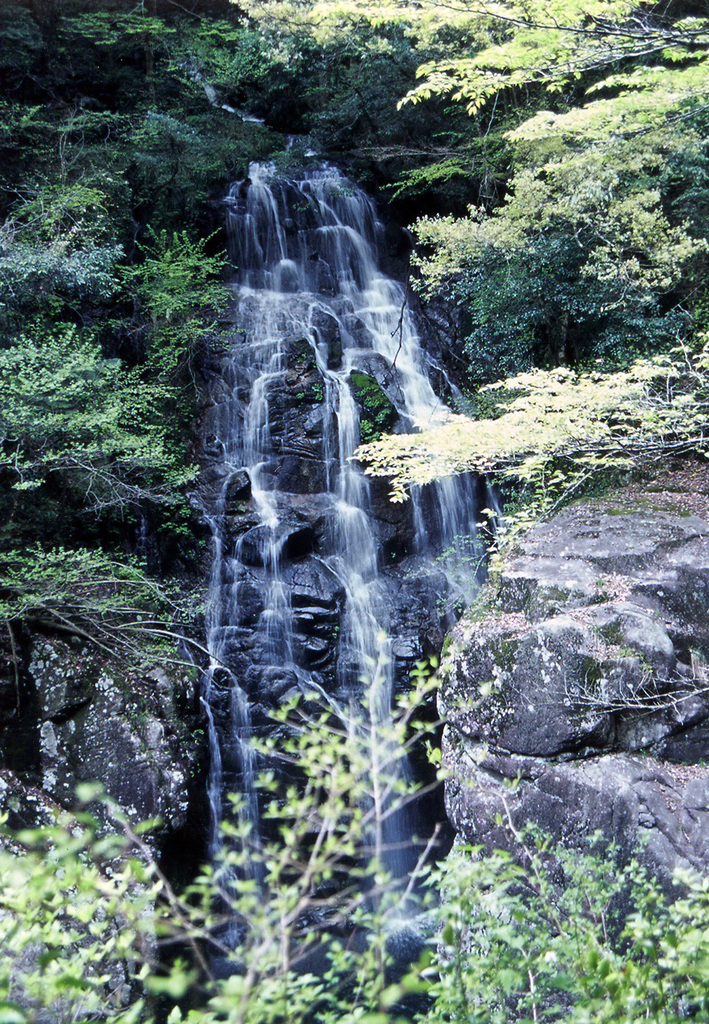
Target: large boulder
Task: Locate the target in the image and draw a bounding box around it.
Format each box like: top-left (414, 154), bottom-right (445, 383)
top-left (0, 638), bottom-right (204, 845)
top-left (439, 463), bottom-right (709, 878)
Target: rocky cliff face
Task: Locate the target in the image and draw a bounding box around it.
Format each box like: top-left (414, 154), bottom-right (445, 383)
top-left (0, 633), bottom-right (205, 855)
top-left (439, 462), bottom-right (709, 877)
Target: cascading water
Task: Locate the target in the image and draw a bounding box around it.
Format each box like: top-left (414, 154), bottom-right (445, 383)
top-left (199, 162), bottom-right (486, 893)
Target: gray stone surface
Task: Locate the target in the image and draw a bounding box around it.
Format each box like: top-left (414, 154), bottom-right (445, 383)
top-left (1, 639), bottom-right (204, 840)
top-left (439, 469), bottom-right (709, 878)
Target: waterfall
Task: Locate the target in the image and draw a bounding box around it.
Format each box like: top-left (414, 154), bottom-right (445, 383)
top-left (199, 162), bottom-right (485, 892)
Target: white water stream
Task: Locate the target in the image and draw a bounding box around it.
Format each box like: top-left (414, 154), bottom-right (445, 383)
top-left (201, 162), bottom-right (483, 888)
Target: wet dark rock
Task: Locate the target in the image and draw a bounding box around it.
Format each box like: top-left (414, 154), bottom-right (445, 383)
top-left (224, 469), bottom-right (251, 510)
top-left (228, 580), bottom-right (265, 627)
top-left (385, 922), bottom-right (427, 968)
top-left (285, 335), bottom-right (317, 371)
top-left (299, 635), bottom-right (333, 669)
top-left (293, 605), bottom-right (339, 639)
top-left (274, 453), bottom-right (330, 494)
top-left (386, 572), bottom-right (449, 687)
top-left (224, 508), bottom-right (262, 538)
top-left (236, 522), bottom-right (318, 567)
top-left (211, 626), bottom-right (257, 670)
top-left (312, 307), bottom-right (342, 366)
top-left (285, 563), bottom-right (346, 611)
top-left (0, 678), bottom-right (17, 715)
top-left (0, 769), bottom-right (66, 833)
top-left (303, 404), bottom-right (329, 437)
top-left (29, 639), bottom-right (99, 722)
top-left (249, 666), bottom-right (300, 702)
top-left (277, 493), bottom-right (336, 546)
top-left (198, 461), bottom-right (230, 489)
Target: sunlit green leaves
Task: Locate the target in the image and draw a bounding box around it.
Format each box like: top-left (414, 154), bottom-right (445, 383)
top-left (5, 762), bottom-right (709, 1023)
top-left (398, 0), bottom-right (709, 121)
top-left (0, 327), bottom-right (191, 504)
top-left (357, 343), bottom-right (709, 505)
top-left (127, 229), bottom-right (228, 377)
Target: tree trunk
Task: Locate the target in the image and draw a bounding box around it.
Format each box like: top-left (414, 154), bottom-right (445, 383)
top-left (143, 0), bottom-right (157, 107)
top-left (29, 0), bottom-right (60, 71)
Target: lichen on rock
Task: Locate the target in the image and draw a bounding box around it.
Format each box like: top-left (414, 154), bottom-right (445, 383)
top-left (439, 463), bottom-right (709, 878)
top-left (1, 637), bottom-right (204, 851)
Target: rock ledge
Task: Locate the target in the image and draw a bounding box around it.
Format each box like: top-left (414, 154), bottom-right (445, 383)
top-left (439, 463), bottom-right (709, 876)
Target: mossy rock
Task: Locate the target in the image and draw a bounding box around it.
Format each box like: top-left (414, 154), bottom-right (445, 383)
top-left (348, 371), bottom-right (398, 442)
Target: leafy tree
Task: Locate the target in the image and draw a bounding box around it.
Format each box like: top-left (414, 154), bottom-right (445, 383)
top-left (0, 327), bottom-right (191, 510)
top-left (126, 230), bottom-right (228, 378)
top-left (0, 2), bottom-right (278, 642)
top-left (357, 340), bottom-right (709, 532)
top-left (424, 826), bottom-right (709, 1024)
top-left (248, 0), bottom-right (709, 124)
top-left (0, 323), bottom-right (201, 657)
top-left (398, 0), bottom-right (709, 121)
top-left (413, 127), bottom-right (707, 378)
top-left (236, 0), bottom-right (484, 190)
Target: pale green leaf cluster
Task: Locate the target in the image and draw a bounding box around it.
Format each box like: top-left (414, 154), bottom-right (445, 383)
top-left (0, 661), bottom-right (440, 1024)
top-left (60, 10), bottom-right (176, 45)
top-left (0, 172), bottom-right (129, 326)
top-left (0, 803), bottom-right (159, 1024)
top-left (357, 344), bottom-right (709, 503)
top-left (238, 0), bottom-right (410, 46)
top-left (238, 0), bottom-right (709, 121)
top-left (425, 831), bottom-right (709, 1024)
top-left (399, 0), bottom-right (709, 119)
top-left (413, 128), bottom-right (707, 304)
top-left (238, 0), bottom-right (503, 50)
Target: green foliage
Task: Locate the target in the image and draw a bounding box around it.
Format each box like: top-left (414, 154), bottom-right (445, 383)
top-left (257, 2), bottom-right (709, 390)
top-left (0, 3), bottom-right (42, 83)
top-left (412, 128), bottom-right (707, 379)
top-left (4, 681), bottom-right (709, 1024)
top-left (0, 796), bottom-right (158, 1024)
top-left (0, 546), bottom-right (191, 665)
top-left (357, 341), bottom-right (709, 526)
top-left (0, 0), bottom-right (285, 665)
top-left (423, 826), bottom-right (709, 1024)
top-left (238, 0), bottom-right (479, 185)
top-left (0, 326), bottom-right (191, 506)
top-left (0, 661), bottom-right (441, 1023)
top-left (0, 169), bottom-right (128, 341)
top-left (127, 108), bottom-right (270, 230)
top-left (390, 155), bottom-right (477, 200)
top-left (127, 230), bottom-right (229, 378)
top-left (0, 322), bottom-right (197, 649)
top-left (397, 0), bottom-right (709, 120)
